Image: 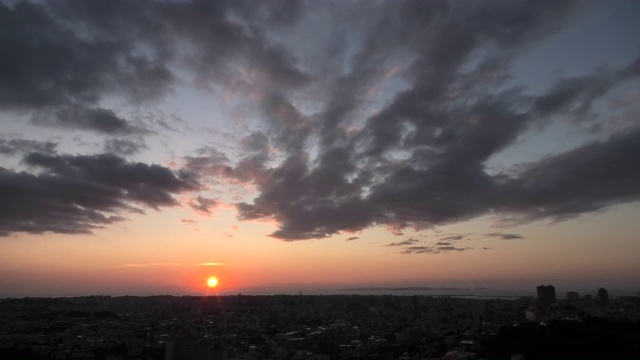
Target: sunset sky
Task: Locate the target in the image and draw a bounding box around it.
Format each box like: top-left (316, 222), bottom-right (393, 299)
top-left (1, 0), bottom-right (640, 297)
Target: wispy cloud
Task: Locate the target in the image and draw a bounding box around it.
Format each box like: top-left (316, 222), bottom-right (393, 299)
top-left (386, 238), bottom-right (419, 247)
top-left (117, 262), bottom-right (226, 268)
top-left (439, 235), bottom-right (468, 241)
top-left (197, 262), bottom-right (227, 266)
top-left (485, 233), bottom-right (525, 240)
top-left (401, 245), bottom-right (472, 255)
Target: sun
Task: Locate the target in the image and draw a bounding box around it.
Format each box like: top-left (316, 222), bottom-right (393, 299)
top-left (206, 276), bottom-right (219, 288)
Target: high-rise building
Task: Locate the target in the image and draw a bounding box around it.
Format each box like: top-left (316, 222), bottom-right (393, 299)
top-left (536, 285), bottom-right (556, 307)
top-left (566, 291), bottom-right (580, 303)
top-left (597, 287), bottom-right (609, 307)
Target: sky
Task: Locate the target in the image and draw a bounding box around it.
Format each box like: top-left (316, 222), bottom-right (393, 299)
top-left (1, 0), bottom-right (640, 297)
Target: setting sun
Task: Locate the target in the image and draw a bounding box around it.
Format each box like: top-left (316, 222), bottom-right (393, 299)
top-left (206, 276), bottom-right (219, 288)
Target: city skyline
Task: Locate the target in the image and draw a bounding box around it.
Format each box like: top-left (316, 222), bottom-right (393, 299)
top-left (1, 0), bottom-right (640, 297)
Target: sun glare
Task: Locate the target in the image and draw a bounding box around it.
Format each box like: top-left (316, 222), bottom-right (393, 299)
top-left (207, 276), bottom-right (219, 288)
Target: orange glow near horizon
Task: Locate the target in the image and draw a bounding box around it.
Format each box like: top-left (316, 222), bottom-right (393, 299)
top-left (1, 205), bottom-right (639, 297)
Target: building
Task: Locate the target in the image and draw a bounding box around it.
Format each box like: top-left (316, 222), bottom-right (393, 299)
top-left (536, 285), bottom-right (556, 308)
top-left (597, 288), bottom-right (609, 307)
top-left (566, 291), bottom-right (580, 303)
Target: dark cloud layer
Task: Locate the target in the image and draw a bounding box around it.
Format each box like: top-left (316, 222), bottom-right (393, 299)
top-left (505, 128), bottom-right (640, 223)
top-left (232, 0), bottom-right (640, 240)
top-left (1, 0), bottom-right (639, 241)
top-left (0, 0), bottom-right (308, 133)
top-left (0, 152), bottom-right (198, 236)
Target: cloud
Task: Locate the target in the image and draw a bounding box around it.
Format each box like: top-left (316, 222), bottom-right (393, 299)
top-left (531, 59), bottom-right (640, 121)
top-left (0, 138), bottom-right (57, 156)
top-left (0, 0), bottom-right (309, 132)
top-left (0, 152), bottom-right (199, 236)
top-left (345, 236), bottom-right (359, 241)
top-left (103, 138), bottom-right (148, 156)
top-left (259, 93), bottom-right (314, 155)
top-left (197, 262), bottom-right (226, 266)
top-left (232, 0), bottom-right (601, 240)
top-left (222, 225), bottom-right (239, 238)
top-left (32, 105), bottom-right (149, 135)
top-left (0, 0), bottom-right (173, 109)
top-left (189, 196), bottom-right (218, 215)
top-left (3, 1), bottom-right (639, 242)
top-left (503, 127), bottom-right (640, 223)
top-left (401, 245), bottom-right (471, 255)
top-left (401, 246), bottom-right (438, 255)
top-left (183, 147), bottom-right (231, 178)
top-left (117, 262), bottom-right (225, 268)
top-left (386, 238), bottom-right (419, 247)
top-left (237, 151), bottom-right (380, 240)
top-left (117, 263), bottom-right (186, 268)
top-left (485, 233), bottom-right (525, 240)
top-left (228, 3), bottom-right (640, 241)
top-left (439, 235), bottom-right (466, 241)
top-left (233, 0), bottom-right (305, 27)
top-left (240, 132), bottom-right (270, 154)
top-left (436, 246), bottom-right (463, 251)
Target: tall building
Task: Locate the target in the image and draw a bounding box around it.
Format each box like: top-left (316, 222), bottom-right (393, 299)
top-left (566, 291), bottom-right (580, 303)
top-left (597, 287), bottom-right (609, 307)
top-left (536, 285), bottom-right (556, 308)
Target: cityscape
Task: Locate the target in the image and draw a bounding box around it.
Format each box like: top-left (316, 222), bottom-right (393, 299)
top-left (1, 285), bottom-right (640, 359)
